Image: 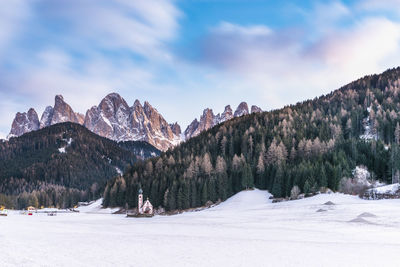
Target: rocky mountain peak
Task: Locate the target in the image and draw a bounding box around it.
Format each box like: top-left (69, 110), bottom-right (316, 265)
top-left (101, 93), bottom-right (129, 111)
top-left (143, 101), bottom-right (156, 117)
top-left (184, 118), bottom-right (200, 139)
top-left (184, 101), bottom-right (260, 139)
top-left (251, 105), bottom-right (263, 113)
top-left (8, 108), bottom-right (40, 138)
top-left (84, 94), bottom-right (181, 151)
top-left (221, 105), bottom-right (233, 122)
top-left (99, 93), bottom-right (130, 123)
top-left (55, 94), bottom-right (64, 102)
top-left (234, 102), bottom-right (249, 117)
top-left (40, 106), bottom-right (54, 128)
top-left (39, 95), bottom-right (82, 127)
top-left (9, 93), bottom-right (260, 150)
top-left (133, 99), bottom-right (141, 107)
top-left (201, 108), bottom-right (215, 129)
top-left (169, 122), bottom-right (182, 136)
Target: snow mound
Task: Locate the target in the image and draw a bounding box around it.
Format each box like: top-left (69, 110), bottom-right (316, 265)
top-left (373, 183), bottom-right (400, 194)
top-left (348, 217), bottom-right (373, 224)
top-left (323, 201), bottom-right (335, 205)
top-left (76, 198), bottom-right (119, 214)
top-left (210, 189), bottom-right (272, 211)
top-left (357, 212), bottom-right (377, 218)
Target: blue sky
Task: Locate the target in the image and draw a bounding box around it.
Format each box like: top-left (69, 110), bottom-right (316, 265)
top-left (1, 0), bottom-right (400, 138)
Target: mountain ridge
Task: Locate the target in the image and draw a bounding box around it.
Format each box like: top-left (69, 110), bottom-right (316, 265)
top-left (8, 93), bottom-right (263, 150)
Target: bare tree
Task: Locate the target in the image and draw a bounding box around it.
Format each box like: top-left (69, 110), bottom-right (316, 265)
top-left (256, 152), bottom-right (265, 174)
top-left (201, 153), bottom-right (213, 175)
top-left (215, 156), bottom-right (227, 174)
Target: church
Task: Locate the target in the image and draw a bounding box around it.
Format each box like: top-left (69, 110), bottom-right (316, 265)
top-left (137, 188), bottom-right (154, 216)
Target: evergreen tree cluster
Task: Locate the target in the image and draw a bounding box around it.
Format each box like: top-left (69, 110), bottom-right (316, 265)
top-left (104, 67), bottom-right (400, 211)
top-left (0, 122), bottom-right (160, 209)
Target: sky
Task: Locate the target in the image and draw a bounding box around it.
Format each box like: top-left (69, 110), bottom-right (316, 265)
top-left (1, 0), bottom-right (400, 138)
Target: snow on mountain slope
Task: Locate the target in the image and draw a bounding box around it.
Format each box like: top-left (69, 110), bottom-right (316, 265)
top-left (360, 106), bottom-right (377, 141)
top-left (76, 198), bottom-right (119, 214)
top-left (2, 190), bottom-right (400, 267)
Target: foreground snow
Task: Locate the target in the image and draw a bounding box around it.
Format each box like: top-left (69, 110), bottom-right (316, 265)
top-left (2, 189), bottom-right (400, 266)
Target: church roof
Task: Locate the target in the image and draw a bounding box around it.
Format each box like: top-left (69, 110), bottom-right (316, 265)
top-left (143, 199), bottom-right (153, 206)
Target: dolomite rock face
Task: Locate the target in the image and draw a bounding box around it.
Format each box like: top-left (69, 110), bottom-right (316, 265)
top-left (251, 105), bottom-right (263, 114)
top-left (9, 93), bottom-right (182, 151)
top-left (234, 102), bottom-right (249, 117)
top-left (9, 92), bottom-right (262, 150)
top-left (39, 95), bottom-right (82, 128)
top-left (184, 102), bottom-right (262, 139)
top-left (8, 108), bottom-right (40, 138)
top-left (219, 105), bottom-right (234, 122)
top-left (169, 122), bottom-right (182, 136)
top-left (84, 93), bottom-right (181, 151)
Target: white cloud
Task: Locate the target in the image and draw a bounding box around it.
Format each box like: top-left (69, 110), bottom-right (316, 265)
top-left (213, 22), bottom-right (272, 37)
top-left (313, 1), bottom-right (351, 24)
top-left (40, 0), bottom-right (181, 59)
top-left (197, 6), bottom-right (400, 111)
top-left (358, 0), bottom-right (400, 13)
top-left (307, 18), bottom-right (400, 71)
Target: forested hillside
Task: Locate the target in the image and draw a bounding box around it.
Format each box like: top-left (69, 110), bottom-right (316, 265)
top-left (0, 122), bottom-right (160, 209)
top-left (104, 67), bottom-right (400, 211)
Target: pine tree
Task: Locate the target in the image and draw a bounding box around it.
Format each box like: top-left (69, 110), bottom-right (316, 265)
top-left (271, 167), bottom-right (283, 197)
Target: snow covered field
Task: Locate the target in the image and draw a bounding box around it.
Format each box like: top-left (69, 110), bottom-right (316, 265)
top-left (2, 189), bottom-right (400, 267)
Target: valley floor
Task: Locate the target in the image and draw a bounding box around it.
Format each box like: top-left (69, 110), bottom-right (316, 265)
top-left (1, 189), bottom-right (400, 267)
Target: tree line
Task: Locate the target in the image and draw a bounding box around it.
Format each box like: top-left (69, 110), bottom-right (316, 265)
top-left (104, 67), bottom-right (400, 211)
top-left (0, 123), bottom-right (159, 209)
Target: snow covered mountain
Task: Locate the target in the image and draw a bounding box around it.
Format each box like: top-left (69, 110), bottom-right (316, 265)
top-left (8, 94), bottom-right (263, 150)
top-left (233, 102), bottom-right (249, 117)
top-left (184, 102), bottom-right (262, 139)
top-left (7, 108), bottom-right (40, 139)
top-left (8, 93), bottom-right (181, 151)
top-left (84, 93), bottom-right (181, 151)
top-left (40, 95), bottom-right (84, 128)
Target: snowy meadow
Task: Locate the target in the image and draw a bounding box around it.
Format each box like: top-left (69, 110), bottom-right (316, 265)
top-left (1, 189), bottom-right (400, 267)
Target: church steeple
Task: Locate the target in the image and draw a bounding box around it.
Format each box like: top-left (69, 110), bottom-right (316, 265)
top-left (138, 187), bottom-right (143, 214)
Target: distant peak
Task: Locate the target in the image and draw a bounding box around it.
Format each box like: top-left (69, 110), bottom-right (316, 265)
top-left (251, 105), bottom-right (263, 113)
top-left (234, 102), bottom-right (249, 117)
top-left (27, 108), bottom-right (37, 114)
top-left (202, 108), bottom-right (214, 116)
top-left (105, 92), bottom-right (123, 99)
top-left (237, 101), bottom-right (248, 108)
top-left (144, 101), bottom-right (159, 114)
top-left (224, 105), bottom-right (232, 112)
